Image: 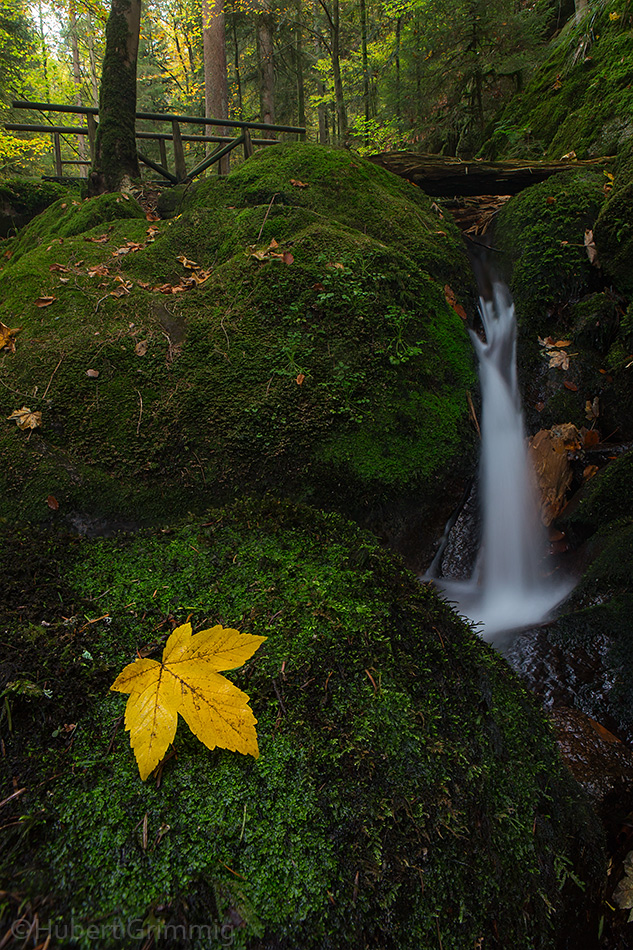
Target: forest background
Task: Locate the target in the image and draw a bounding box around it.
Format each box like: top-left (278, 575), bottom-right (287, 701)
top-left (0, 0), bottom-right (593, 180)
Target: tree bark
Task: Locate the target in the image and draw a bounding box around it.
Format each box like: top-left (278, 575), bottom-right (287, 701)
top-left (86, 10), bottom-right (100, 107)
top-left (69, 3), bottom-right (87, 173)
top-left (359, 0), bottom-right (370, 142)
top-left (202, 0), bottom-right (230, 173)
top-left (331, 0), bottom-right (347, 142)
top-left (90, 0), bottom-right (142, 194)
top-left (295, 0), bottom-right (305, 134)
top-left (314, 0), bottom-right (327, 143)
top-left (256, 0), bottom-right (275, 129)
top-left (231, 12), bottom-right (243, 118)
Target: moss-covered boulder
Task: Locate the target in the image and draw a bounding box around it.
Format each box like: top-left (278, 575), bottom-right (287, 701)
top-left (491, 165), bottom-right (633, 444)
top-left (495, 166), bottom-right (606, 332)
top-left (0, 176), bottom-right (70, 237)
top-left (0, 498), bottom-right (604, 949)
top-left (0, 144), bottom-right (477, 565)
top-left (482, 0), bottom-right (633, 160)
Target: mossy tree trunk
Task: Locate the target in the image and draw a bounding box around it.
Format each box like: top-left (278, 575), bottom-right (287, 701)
top-left (89, 0), bottom-right (141, 195)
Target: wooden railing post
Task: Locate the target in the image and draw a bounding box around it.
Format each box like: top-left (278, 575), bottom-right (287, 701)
top-left (243, 128), bottom-right (254, 159)
top-left (86, 112), bottom-right (97, 162)
top-left (53, 132), bottom-right (63, 177)
top-left (171, 120), bottom-right (187, 181)
top-left (159, 138), bottom-right (168, 171)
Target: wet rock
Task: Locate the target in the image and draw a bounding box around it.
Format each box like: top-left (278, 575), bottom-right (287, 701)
top-left (549, 705), bottom-right (633, 805)
top-left (528, 423), bottom-right (582, 525)
top-left (436, 479), bottom-right (481, 579)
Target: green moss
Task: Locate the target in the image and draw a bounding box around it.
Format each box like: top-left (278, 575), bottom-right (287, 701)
top-left (0, 177), bottom-right (70, 236)
top-left (495, 167), bottom-right (606, 331)
top-left (6, 192), bottom-right (145, 261)
top-left (562, 447), bottom-right (633, 541)
top-left (0, 145), bottom-right (477, 558)
top-left (0, 499), bottom-right (605, 949)
top-left (594, 179), bottom-right (633, 295)
top-left (482, 1), bottom-right (633, 160)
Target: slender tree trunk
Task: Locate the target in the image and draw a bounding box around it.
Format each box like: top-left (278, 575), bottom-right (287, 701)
top-left (331, 0), bottom-right (347, 142)
top-left (415, 11), bottom-right (421, 125)
top-left (256, 0), bottom-right (275, 129)
top-left (395, 16), bottom-right (401, 120)
top-left (202, 0), bottom-right (230, 172)
top-left (314, 0), bottom-right (327, 143)
top-left (90, 0), bottom-right (142, 194)
top-left (86, 11), bottom-right (100, 107)
top-left (37, 0), bottom-right (50, 99)
top-left (69, 3), bottom-right (87, 173)
top-left (359, 0), bottom-right (369, 143)
top-left (295, 0), bottom-right (305, 134)
top-left (231, 13), bottom-right (243, 118)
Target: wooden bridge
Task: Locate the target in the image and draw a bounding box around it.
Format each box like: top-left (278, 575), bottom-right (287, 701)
top-left (7, 100), bottom-right (306, 183)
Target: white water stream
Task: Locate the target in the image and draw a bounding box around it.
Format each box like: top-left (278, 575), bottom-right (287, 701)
top-left (431, 282), bottom-right (572, 642)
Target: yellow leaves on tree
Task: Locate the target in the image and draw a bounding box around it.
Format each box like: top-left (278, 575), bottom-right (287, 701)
top-left (111, 622), bottom-right (266, 780)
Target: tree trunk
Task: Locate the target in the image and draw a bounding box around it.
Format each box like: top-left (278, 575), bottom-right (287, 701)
top-left (202, 0), bottom-right (230, 173)
top-left (295, 0), bottom-right (305, 134)
top-left (90, 0), bottom-right (142, 194)
top-left (231, 13), bottom-right (243, 118)
top-left (359, 0), bottom-right (370, 143)
top-left (37, 0), bottom-right (50, 99)
top-left (86, 10), bottom-right (100, 107)
top-left (331, 0), bottom-right (347, 142)
top-left (395, 16), bottom-right (401, 120)
top-left (314, 0), bottom-right (327, 143)
top-left (256, 0), bottom-right (275, 129)
top-left (69, 3), bottom-right (87, 173)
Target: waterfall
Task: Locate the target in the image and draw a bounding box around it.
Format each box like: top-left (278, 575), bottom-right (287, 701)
top-left (429, 280), bottom-right (572, 642)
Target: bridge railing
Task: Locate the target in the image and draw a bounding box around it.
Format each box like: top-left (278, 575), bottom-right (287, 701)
top-left (7, 100), bottom-right (306, 182)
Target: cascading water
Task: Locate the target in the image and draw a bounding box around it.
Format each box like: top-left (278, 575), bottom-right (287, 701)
top-left (430, 278), bottom-right (572, 643)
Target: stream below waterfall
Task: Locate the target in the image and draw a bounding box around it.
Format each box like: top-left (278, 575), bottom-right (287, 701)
top-left (427, 272), bottom-right (573, 645)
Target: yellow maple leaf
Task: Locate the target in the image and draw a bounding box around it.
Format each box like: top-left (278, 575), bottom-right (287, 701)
top-left (0, 322), bottom-right (21, 353)
top-left (111, 622), bottom-right (266, 780)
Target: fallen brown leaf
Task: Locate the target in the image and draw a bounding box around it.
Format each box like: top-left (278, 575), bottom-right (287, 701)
top-left (8, 406), bottom-right (42, 430)
top-left (34, 296), bottom-right (56, 308)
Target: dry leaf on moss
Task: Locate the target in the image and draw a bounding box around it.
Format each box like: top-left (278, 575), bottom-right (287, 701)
top-left (111, 622), bottom-right (266, 780)
top-left (8, 407), bottom-right (42, 430)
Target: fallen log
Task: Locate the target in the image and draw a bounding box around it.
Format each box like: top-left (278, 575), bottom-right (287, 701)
top-left (367, 151), bottom-right (613, 197)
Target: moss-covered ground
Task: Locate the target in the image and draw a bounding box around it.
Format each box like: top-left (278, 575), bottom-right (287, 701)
top-left (482, 0), bottom-right (633, 161)
top-left (0, 498), bottom-right (605, 949)
top-left (0, 144), bottom-right (477, 565)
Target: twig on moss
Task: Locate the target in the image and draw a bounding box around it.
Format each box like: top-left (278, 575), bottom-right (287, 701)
top-left (42, 355), bottom-right (64, 400)
top-left (257, 193), bottom-right (278, 242)
top-left (135, 388), bottom-right (143, 435)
